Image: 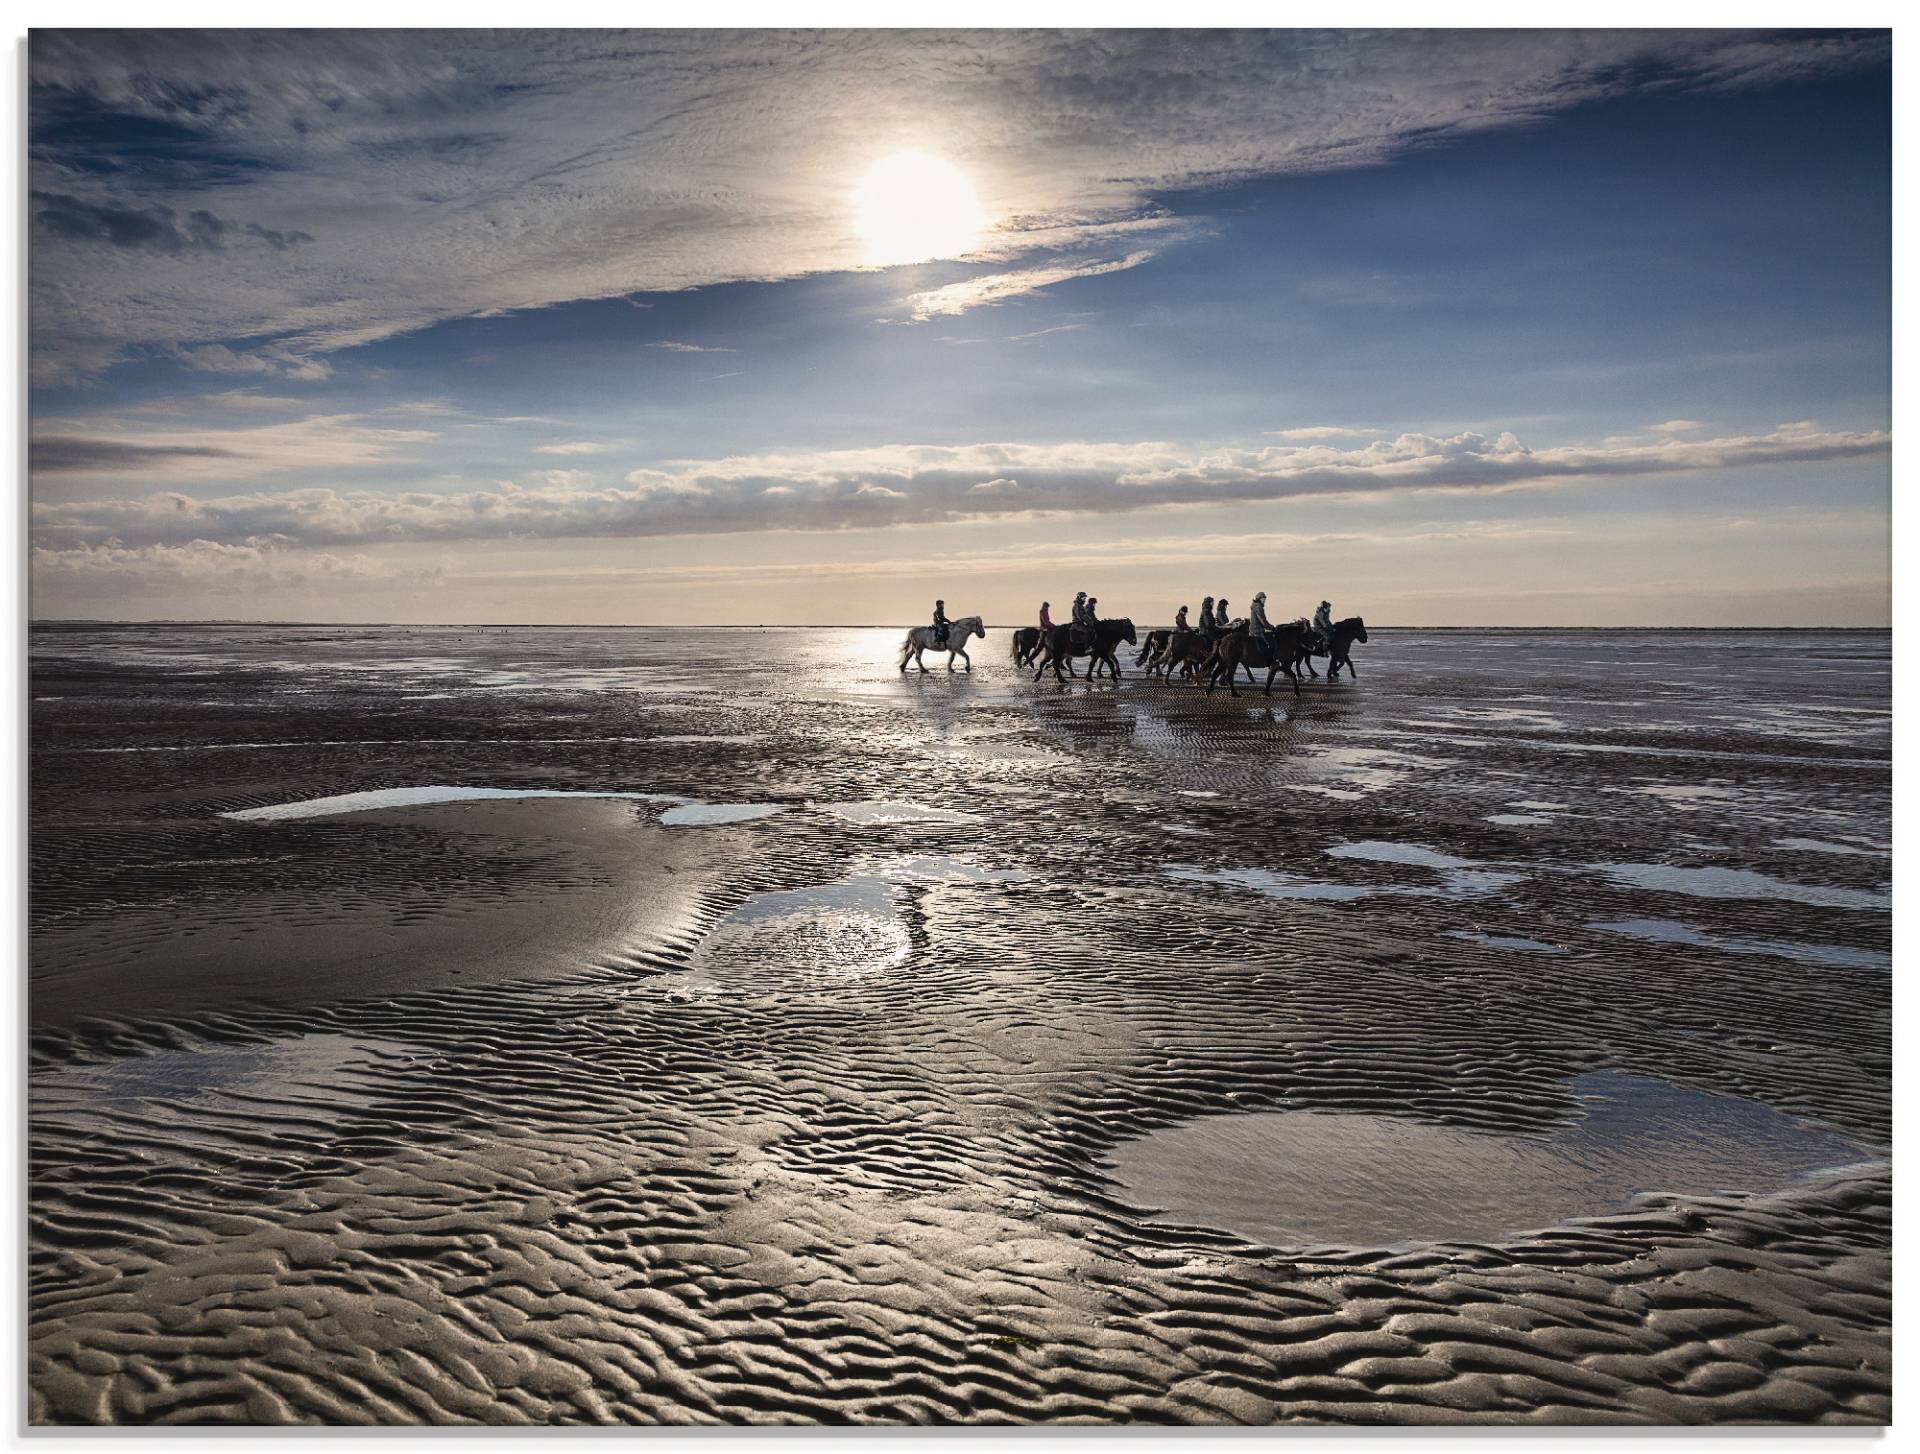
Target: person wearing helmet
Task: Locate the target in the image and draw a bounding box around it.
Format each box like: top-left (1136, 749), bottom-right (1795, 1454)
top-left (1216, 597), bottom-right (1232, 630)
top-left (1313, 598), bottom-right (1334, 653)
top-left (1198, 596), bottom-right (1217, 635)
top-left (931, 599), bottom-right (950, 648)
top-left (1173, 604), bottom-right (1189, 632)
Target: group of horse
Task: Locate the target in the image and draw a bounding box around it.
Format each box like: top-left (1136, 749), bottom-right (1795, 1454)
top-left (898, 612), bottom-right (1368, 696)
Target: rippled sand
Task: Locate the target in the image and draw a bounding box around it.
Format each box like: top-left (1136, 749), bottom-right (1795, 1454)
top-left (28, 624), bottom-right (1890, 1424)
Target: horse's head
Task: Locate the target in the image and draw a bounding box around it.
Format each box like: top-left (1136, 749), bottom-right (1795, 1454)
top-left (1119, 617), bottom-right (1136, 645)
top-left (971, 618), bottom-right (985, 639)
top-left (1346, 616), bottom-right (1368, 643)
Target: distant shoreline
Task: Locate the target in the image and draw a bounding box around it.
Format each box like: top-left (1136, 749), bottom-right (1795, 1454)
top-left (27, 620), bottom-right (1896, 633)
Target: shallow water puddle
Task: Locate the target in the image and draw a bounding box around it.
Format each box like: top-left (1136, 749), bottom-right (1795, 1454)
top-left (1595, 862), bottom-right (1890, 911)
top-left (669, 855), bottom-right (1021, 998)
top-left (222, 785), bottom-right (780, 827)
top-left (1104, 1071), bottom-right (1879, 1252)
top-left (658, 802), bottom-right (783, 825)
top-left (223, 785), bottom-right (678, 820)
top-left (1167, 842), bottom-right (1522, 903)
top-left (1327, 840), bottom-right (1475, 870)
top-left (34, 1034), bottom-right (417, 1116)
top-left (1444, 930), bottom-right (1566, 954)
top-left (1594, 918), bottom-right (1889, 972)
top-left (1772, 836), bottom-right (1888, 858)
top-left (816, 800), bottom-right (981, 825)
top-left (1165, 866), bottom-right (1374, 901)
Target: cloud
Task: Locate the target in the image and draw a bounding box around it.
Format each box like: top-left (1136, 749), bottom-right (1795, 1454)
top-left (902, 252), bottom-right (1160, 320)
top-left (30, 190), bottom-right (312, 255)
top-left (31, 438), bottom-right (242, 473)
top-left (29, 537), bottom-right (392, 595)
top-left (30, 424), bottom-right (1888, 551)
top-left (533, 440), bottom-right (611, 455)
top-left (171, 343), bottom-right (332, 380)
top-left (30, 412), bottom-right (438, 481)
top-left (29, 29), bottom-right (1887, 380)
top-left (1266, 425), bottom-right (1373, 441)
top-left (646, 341), bottom-right (737, 354)
top-left (1648, 419), bottom-right (1709, 433)
top-left (128, 390), bottom-right (307, 414)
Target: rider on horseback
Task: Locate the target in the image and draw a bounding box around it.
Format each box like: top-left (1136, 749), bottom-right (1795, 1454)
top-left (1313, 599), bottom-right (1334, 652)
top-left (1216, 597), bottom-right (1232, 630)
top-left (1198, 596), bottom-right (1216, 633)
top-left (1250, 591), bottom-right (1273, 646)
top-left (1174, 604), bottom-right (1189, 632)
top-left (932, 599), bottom-right (949, 648)
top-left (1039, 601), bottom-right (1054, 632)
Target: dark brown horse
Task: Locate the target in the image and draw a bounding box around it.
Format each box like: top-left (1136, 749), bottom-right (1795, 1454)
top-left (1154, 630), bottom-right (1215, 683)
top-left (1034, 618), bottom-right (1137, 682)
top-left (1321, 616), bottom-right (1369, 680)
top-left (1134, 628), bottom-right (1172, 670)
top-left (1295, 616), bottom-right (1370, 680)
top-left (1011, 626), bottom-right (1047, 666)
top-left (1203, 622), bottom-right (1312, 697)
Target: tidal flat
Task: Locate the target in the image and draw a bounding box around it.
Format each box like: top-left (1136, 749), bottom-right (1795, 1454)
top-left (28, 623), bottom-right (1890, 1424)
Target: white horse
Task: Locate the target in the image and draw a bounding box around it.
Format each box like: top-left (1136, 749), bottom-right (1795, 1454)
top-left (899, 615), bottom-right (986, 673)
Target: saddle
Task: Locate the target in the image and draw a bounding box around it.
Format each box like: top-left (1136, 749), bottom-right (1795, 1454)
top-left (1070, 625), bottom-right (1091, 650)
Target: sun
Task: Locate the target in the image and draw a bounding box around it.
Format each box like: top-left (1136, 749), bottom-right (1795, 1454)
top-left (852, 150), bottom-right (984, 267)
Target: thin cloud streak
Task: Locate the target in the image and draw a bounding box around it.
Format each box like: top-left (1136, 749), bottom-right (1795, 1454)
top-left (29, 426), bottom-right (1889, 551)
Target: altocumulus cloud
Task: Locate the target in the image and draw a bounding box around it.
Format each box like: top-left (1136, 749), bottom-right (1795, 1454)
top-left (30, 426), bottom-right (1890, 550)
top-left (29, 29), bottom-right (1887, 382)
top-left (29, 538), bottom-right (398, 595)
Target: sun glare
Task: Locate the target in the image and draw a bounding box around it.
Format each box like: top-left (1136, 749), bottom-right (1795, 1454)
top-left (852, 150), bottom-right (984, 267)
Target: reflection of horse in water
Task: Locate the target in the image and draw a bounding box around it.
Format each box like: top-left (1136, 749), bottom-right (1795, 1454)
top-left (900, 615), bottom-right (985, 672)
top-left (1033, 618), bottom-right (1137, 682)
top-left (1010, 626), bottom-right (1048, 666)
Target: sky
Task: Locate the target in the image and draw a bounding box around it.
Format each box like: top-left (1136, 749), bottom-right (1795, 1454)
top-left (28, 28), bottom-right (1892, 626)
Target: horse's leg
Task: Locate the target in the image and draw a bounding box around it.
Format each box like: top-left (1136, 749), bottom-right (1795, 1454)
top-left (1264, 667), bottom-right (1277, 696)
top-left (917, 646), bottom-right (929, 674)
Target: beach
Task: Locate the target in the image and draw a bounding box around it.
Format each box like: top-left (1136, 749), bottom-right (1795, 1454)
top-left (27, 623), bottom-right (1891, 1425)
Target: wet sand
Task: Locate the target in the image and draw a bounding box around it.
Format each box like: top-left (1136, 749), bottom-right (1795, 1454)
top-left (28, 624), bottom-right (1890, 1424)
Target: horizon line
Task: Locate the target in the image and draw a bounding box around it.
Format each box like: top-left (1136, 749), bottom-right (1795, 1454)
top-left (27, 619), bottom-right (1894, 633)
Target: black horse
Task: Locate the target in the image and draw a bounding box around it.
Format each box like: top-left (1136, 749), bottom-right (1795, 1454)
top-left (1010, 626), bottom-right (1047, 666)
top-left (1203, 622), bottom-right (1313, 697)
top-left (1297, 616), bottom-right (1369, 680)
top-left (1134, 628), bottom-right (1172, 670)
top-left (1034, 618), bottom-right (1137, 682)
